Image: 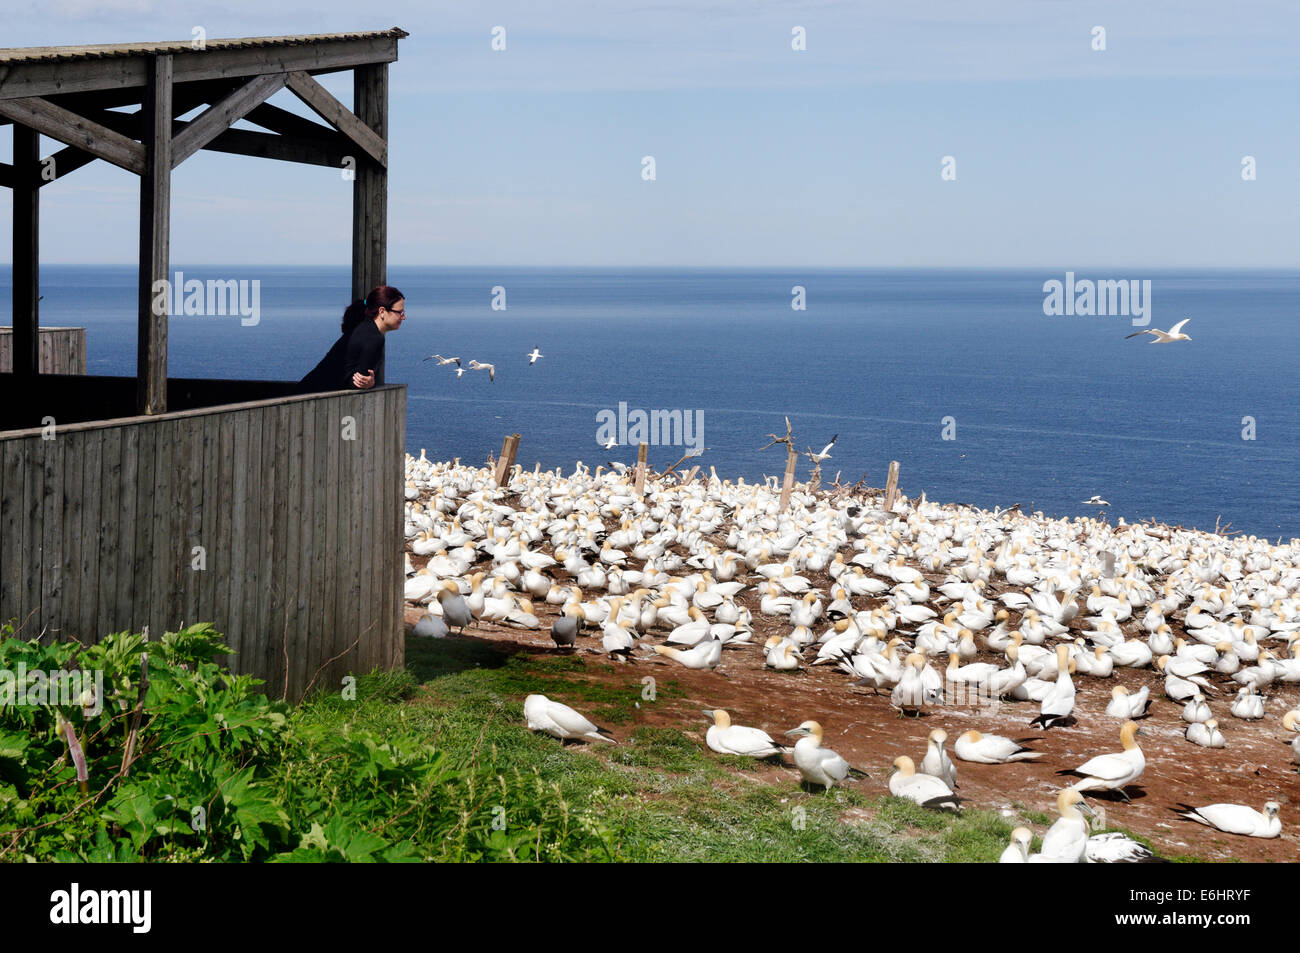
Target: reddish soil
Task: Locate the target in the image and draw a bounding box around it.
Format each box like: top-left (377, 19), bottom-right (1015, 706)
top-left (404, 532), bottom-right (1300, 862)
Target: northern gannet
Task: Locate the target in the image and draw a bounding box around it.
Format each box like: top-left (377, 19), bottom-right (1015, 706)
top-left (1060, 721), bottom-right (1146, 801)
top-left (1106, 685), bottom-right (1152, 719)
top-left (527, 346), bottom-right (543, 364)
top-left (1036, 790), bottom-right (1094, 863)
top-left (1030, 644), bottom-right (1075, 729)
top-left (919, 729), bottom-right (958, 789)
top-left (1174, 801), bottom-right (1281, 838)
top-left (435, 582), bottom-right (473, 634)
top-left (954, 730), bottom-right (1041, 764)
top-left (1085, 832), bottom-right (1162, 863)
top-left (1125, 318), bottom-right (1191, 343)
top-left (785, 720), bottom-right (861, 790)
top-left (703, 709), bottom-right (785, 758)
top-left (1186, 718), bottom-right (1225, 748)
top-left (888, 756), bottom-right (962, 810)
top-left (467, 359), bottom-right (496, 381)
top-left (524, 694), bottom-right (615, 743)
top-left (423, 354), bottom-right (461, 366)
top-left (999, 827), bottom-right (1032, 863)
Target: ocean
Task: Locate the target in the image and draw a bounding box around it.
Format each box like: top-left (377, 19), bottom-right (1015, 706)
top-left (5, 265), bottom-right (1298, 538)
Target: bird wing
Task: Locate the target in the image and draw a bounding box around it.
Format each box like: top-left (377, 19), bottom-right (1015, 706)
top-left (726, 726), bottom-right (780, 756)
top-left (1168, 318), bottom-right (1190, 335)
top-left (1125, 330), bottom-right (1154, 339)
top-left (1194, 804), bottom-right (1256, 835)
top-left (547, 702), bottom-right (600, 736)
top-left (820, 748), bottom-right (851, 780)
top-left (1073, 751), bottom-right (1132, 781)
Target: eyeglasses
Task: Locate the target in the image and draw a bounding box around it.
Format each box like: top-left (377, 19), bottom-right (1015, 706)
top-left (387, 307), bottom-right (405, 317)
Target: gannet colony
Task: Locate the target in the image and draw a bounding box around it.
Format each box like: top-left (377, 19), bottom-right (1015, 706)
top-left (401, 451), bottom-right (1300, 862)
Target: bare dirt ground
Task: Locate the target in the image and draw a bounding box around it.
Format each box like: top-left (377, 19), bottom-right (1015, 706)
top-left (404, 528), bottom-right (1300, 862)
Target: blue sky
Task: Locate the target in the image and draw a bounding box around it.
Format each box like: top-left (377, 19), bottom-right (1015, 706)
top-left (1, 0), bottom-right (1297, 266)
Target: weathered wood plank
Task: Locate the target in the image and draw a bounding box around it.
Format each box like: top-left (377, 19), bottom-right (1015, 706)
top-left (147, 417), bottom-right (172, 639)
top-left (137, 54), bottom-right (172, 416)
top-left (0, 440), bottom-right (22, 630)
top-left (73, 425), bottom-right (100, 641)
top-left (196, 413), bottom-right (220, 628)
top-left (355, 392), bottom-right (374, 669)
top-left (321, 396), bottom-right (342, 695)
top-left (212, 412), bottom-right (236, 669)
top-left (304, 397), bottom-right (331, 700)
top-left (39, 432), bottom-right (65, 642)
top-left (181, 402), bottom-right (205, 628)
top-left (239, 408), bottom-right (265, 675)
top-left (0, 97), bottom-right (146, 174)
top-left (171, 72), bottom-right (288, 168)
top-left (350, 62), bottom-right (387, 300)
top-left (277, 399), bottom-right (304, 700)
top-left (11, 122), bottom-right (39, 378)
top-left (96, 425), bottom-right (122, 639)
top-left (227, 407), bottom-right (250, 672)
top-left (260, 402), bottom-right (286, 695)
top-left (19, 439), bottom-right (42, 638)
top-left (286, 71), bottom-right (386, 167)
top-left (337, 395), bottom-right (358, 677)
top-left (119, 421), bottom-right (142, 631)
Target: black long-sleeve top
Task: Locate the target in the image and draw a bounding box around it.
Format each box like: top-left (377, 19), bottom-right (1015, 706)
top-left (298, 320), bottom-right (385, 393)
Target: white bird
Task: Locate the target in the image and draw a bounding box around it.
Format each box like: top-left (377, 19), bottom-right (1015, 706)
top-left (889, 756), bottom-right (961, 810)
top-left (1036, 789), bottom-right (1094, 863)
top-left (423, 353), bottom-right (461, 366)
top-left (527, 346), bottom-right (544, 364)
top-left (653, 638), bottom-right (721, 670)
top-left (1081, 495), bottom-right (1110, 506)
top-left (702, 709), bottom-right (785, 758)
top-left (523, 694), bottom-right (614, 743)
top-left (1229, 687), bottom-right (1265, 720)
top-left (1175, 801), bottom-right (1281, 838)
top-left (919, 728), bottom-right (958, 789)
top-left (467, 359), bottom-right (496, 381)
top-left (1186, 718), bottom-right (1225, 748)
top-left (1086, 832), bottom-right (1161, 863)
top-left (1106, 685), bottom-right (1152, 719)
top-left (1125, 317), bottom-right (1191, 343)
top-left (1060, 721), bottom-right (1146, 801)
top-left (785, 720), bottom-right (860, 790)
top-left (435, 582), bottom-right (473, 634)
top-left (1030, 644), bottom-right (1075, 729)
top-left (1181, 693), bottom-right (1212, 724)
top-left (954, 730), bottom-right (1041, 764)
top-left (999, 827), bottom-right (1032, 863)
top-left (806, 434), bottom-right (837, 464)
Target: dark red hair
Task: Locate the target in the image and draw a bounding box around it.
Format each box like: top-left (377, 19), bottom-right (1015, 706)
top-left (342, 285), bottom-right (404, 333)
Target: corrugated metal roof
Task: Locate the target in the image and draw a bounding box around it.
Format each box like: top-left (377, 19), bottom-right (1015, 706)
top-left (0, 28), bottom-right (408, 65)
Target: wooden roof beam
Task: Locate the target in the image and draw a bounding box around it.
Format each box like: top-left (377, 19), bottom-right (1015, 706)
top-left (286, 71), bottom-right (386, 167)
top-left (0, 97), bottom-right (145, 174)
top-left (171, 72), bottom-right (287, 167)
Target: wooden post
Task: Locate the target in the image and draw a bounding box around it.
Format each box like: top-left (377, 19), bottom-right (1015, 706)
top-left (633, 442), bottom-right (648, 496)
top-left (351, 63), bottom-right (388, 300)
top-left (11, 123), bottom-right (39, 378)
top-left (493, 433), bottom-right (520, 486)
top-left (883, 460), bottom-right (900, 511)
top-left (137, 54), bottom-right (172, 416)
top-left (779, 447), bottom-right (797, 510)
top-left (682, 465), bottom-right (700, 486)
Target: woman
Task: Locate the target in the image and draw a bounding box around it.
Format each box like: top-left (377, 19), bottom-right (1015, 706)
top-left (298, 285), bottom-right (406, 392)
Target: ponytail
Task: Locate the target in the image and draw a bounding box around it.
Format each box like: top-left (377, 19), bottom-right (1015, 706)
top-left (341, 285), bottom-right (405, 334)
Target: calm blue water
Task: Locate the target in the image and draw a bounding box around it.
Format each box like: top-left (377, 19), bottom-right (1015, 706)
top-left (4, 265), bottom-right (1298, 537)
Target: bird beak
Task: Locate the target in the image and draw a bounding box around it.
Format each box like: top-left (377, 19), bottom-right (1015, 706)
top-left (1079, 801), bottom-right (1097, 818)
top-left (784, 727), bottom-right (808, 738)
top-left (702, 710), bottom-right (715, 720)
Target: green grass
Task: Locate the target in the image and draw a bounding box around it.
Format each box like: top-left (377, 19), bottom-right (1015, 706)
top-left (300, 635), bottom-right (1043, 862)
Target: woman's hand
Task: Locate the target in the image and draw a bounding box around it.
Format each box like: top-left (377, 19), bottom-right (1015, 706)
top-left (352, 369), bottom-right (375, 389)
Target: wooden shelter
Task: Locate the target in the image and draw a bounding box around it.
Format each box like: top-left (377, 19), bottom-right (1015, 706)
top-left (0, 29), bottom-right (408, 701)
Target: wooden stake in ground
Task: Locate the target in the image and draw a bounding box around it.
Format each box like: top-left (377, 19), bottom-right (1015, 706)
top-left (779, 446), bottom-right (798, 510)
top-left (633, 442), bottom-right (648, 496)
top-left (493, 433), bottom-right (520, 486)
top-left (883, 460), bottom-right (900, 511)
top-left (682, 465), bottom-right (700, 486)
